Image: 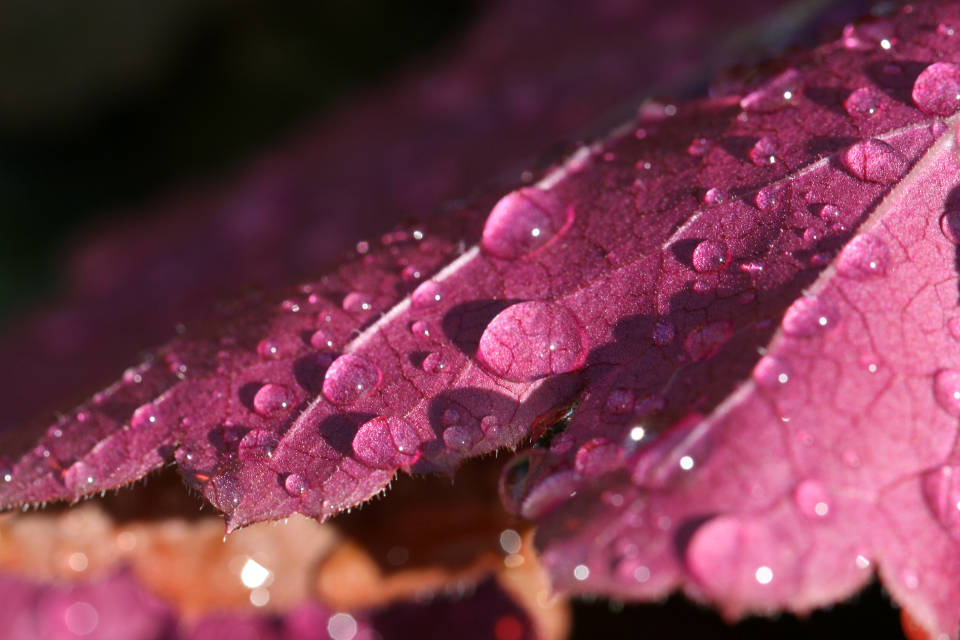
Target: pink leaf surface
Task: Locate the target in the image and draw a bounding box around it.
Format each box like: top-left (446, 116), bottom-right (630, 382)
top-left (10, 0), bottom-right (960, 638)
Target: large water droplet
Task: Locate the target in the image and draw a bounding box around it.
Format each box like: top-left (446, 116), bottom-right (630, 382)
top-left (755, 183), bottom-right (788, 212)
top-left (353, 416), bottom-right (422, 469)
top-left (703, 187), bottom-right (726, 205)
top-left (749, 137), bottom-right (778, 166)
top-left (740, 68), bottom-right (803, 113)
top-left (238, 429), bottom-right (280, 461)
top-left (841, 139), bottom-right (906, 184)
top-left (411, 281), bottom-right (444, 309)
top-left (782, 296), bottom-right (839, 338)
top-left (933, 369), bottom-right (960, 417)
top-left (322, 354), bottom-right (382, 405)
top-left (836, 234), bottom-right (890, 279)
top-left (284, 473), bottom-right (308, 496)
top-left (793, 479), bottom-right (831, 519)
top-left (752, 355), bottom-right (791, 391)
top-left (685, 516), bottom-right (780, 598)
top-left (912, 62), bottom-right (960, 116)
top-left (692, 239), bottom-right (730, 273)
top-left (683, 320), bottom-right (734, 362)
top-left (477, 301), bottom-right (586, 382)
top-left (481, 187), bottom-right (572, 259)
top-left (63, 461), bottom-right (96, 493)
top-left (921, 464), bottom-right (960, 542)
top-left (442, 425), bottom-right (480, 452)
top-left (252, 383), bottom-right (295, 418)
top-left (844, 86), bottom-right (884, 119)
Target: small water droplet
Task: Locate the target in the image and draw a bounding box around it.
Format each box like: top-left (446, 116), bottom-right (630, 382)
top-left (836, 234), bottom-right (890, 279)
top-left (480, 415), bottom-right (501, 438)
top-left (752, 355), bottom-right (791, 390)
top-left (940, 209), bottom-right (960, 244)
top-left (252, 383), bottom-right (295, 418)
top-left (782, 296), bottom-right (839, 338)
top-left (740, 68), bottom-right (803, 112)
top-left (342, 291), bottom-right (373, 313)
top-left (257, 339), bottom-right (284, 360)
top-left (749, 137), bottom-right (779, 166)
top-left (755, 183), bottom-right (788, 212)
top-left (443, 424), bottom-right (480, 452)
top-left (605, 388), bottom-right (636, 415)
top-left (411, 281), bottom-right (444, 309)
top-left (481, 187), bottom-right (572, 259)
top-left (652, 321), bottom-right (675, 346)
top-left (819, 204), bottom-right (841, 223)
top-left (422, 351), bottom-right (446, 374)
top-left (284, 473), bottom-right (308, 496)
top-left (793, 479), bottom-right (831, 518)
top-left (477, 301), bottom-right (586, 382)
top-left (948, 317), bottom-right (960, 341)
top-left (933, 369), bottom-right (960, 417)
top-left (841, 139), bottom-right (906, 184)
top-left (63, 461), bottom-right (96, 493)
top-left (322, 354), bottom-right (382, 405)
top-left (353, 416), bottom-right (422, 469)
top-left (703, 187), bottom-right (726, 205)
top-left (938, 22), bottom-right (957, 36)
top-left (844, 86), bottom-right (884, 119)
top-left (687, 137), bottom-right (714, 156)
top-left (802, 227), bottom-right (821, 247)
top-left (310, 329), bottom-right (335, 350)
top-left (213, 474), bottom-right (242, 511)
top-left (692, 239), bottom-right (730, 273)
top-left (841, 19), bottom-right (896, 50)
top-left (683, 320), bottom-right (734, 361)
top-left (410, 320), bottom-right (431, 339)
top-left (131, 403), bottom-right (158, 429)
top-left (401, 265), bottom-right (423, 282)
top-left (238, 429), bottom-right (281, 461)
top-left (912, 62), bottom-right (960, 116)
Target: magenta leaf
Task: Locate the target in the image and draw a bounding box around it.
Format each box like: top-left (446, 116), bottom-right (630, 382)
top-left (9, 0), bottom-right (960, 637)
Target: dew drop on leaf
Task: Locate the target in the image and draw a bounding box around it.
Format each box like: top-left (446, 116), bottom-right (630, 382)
top-left (692, 239), bottom-right (730, 273)
top-left (840, 19), bottom-right (895, 50)
top-left (342, 291), bottom-right (373, 313)
top-left (477, 301), bottom-right (586, 382)
top-left (841, 139), bottom-right (906, 184)
top-left (912, 62), bottom-right (960, 116)
top-left (238, 429), bottom-right (281, 461)
top-left (683, 320), bottom-right (734, 362)
top-left (284, 473), bottom-right (308, 496)
top-left (940, 209), bottom-right (960, 244)
top-left (422, 351), bottom-right (445, 374)
top-left (480, 415), bottom-right (501, 437)
top-left (252, 383), bottom-right (295, 418)
top-left (836, 234), bottom-right (891, 279)
top-left (752, 355), bottom-right (792, 391)
top-left (411, 280), bottom-right (444, 309)
top-left (309, 329), bottom-right (335, 350)
top-left (703, 187), bottom-right (726, 205)
top-left (755, 183), bottom-right (788, 212)
top-left (213, 474), bottom-right (242, 512)
top-left (62, 461), bottom-right (96, 493)
top-left (353, 416), bottom-right (422, 469)
top-left (933, 369), bottom-right (960, 417)
top-left (782, 295), bottom-right (839, 337)
top-left (921, 465), bottom-right (960, 542)
top-left (749, 137), bottom-right (778, 166)
top-left (819, 204), bottom-right (841, 223)
top-left (481, 187), bottom-right (572, 259)
top-left (442, 424), bottom-right (480, 452)
top-left (793, 479), bottom-right (831, 519)
top-left (322, 354), bottom-right (382, 405)
top-left (844, 86), bottom-right (884, 119)
top-left (740, 68), bottom-right (803, 113)
top-left (687, 137), bottom-right (714, 157)
top-left (605, 388), bottom-right (636, 415)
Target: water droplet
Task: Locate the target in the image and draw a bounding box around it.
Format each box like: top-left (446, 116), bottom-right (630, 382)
top-left (755, 183), bottom-right (788, 212)
top-left (703, 187), bottom-right (726, 205)
top-left (322, 354), bottom-right (382, 405)
top-left (740, 68), bottom-right (803, 112)
top-left (752, 355), bottom-right (791, 390)
top-left (692, 239), bottom-right (730, 273)
top-left (687, 138), bottom-right (714, 156)
top-left (782, 296), bottom-right (839, 338)
top-left (652, 321), bottom-right (675, 346)
top-left (819, 204), bottom-right (841, 223)
top-left (252, 383), bottom-right (295, 418)
top-left (411, 281), bottom-right (444, 309)
top-left (213, 474), bottom-right (242, 512)
top-left (342, 291), bottom-right (373, 313)
top-left (844, 86), bottom-right (884, 119)
top-left (284, 473), bottom-right (308, 496)
top-left (836, 234), bottom-right (890, 279)
top-left (310, 329), bottom-right (335, 350)
top-left (841, 139), bottom-right (906, 184)
top-left (938, 22), bottom-right (957, 36)
top-left (933, 369), bottom-right (960, 417)
top-left (410, 320), bottom-right (431, 339)
top-left (480, 415), bottom-right (501, 438)
top-left (481, 187), bottom-right (572, 259)
top-left (401, 265), bottom-right (423, 282)
top-left (683, 320), bottom-right (734, 362)
top-left (238, 429), bottom-right (281, 461)
top-left (63, 461), bottom-right (96, 493)
top-left (477, 301), bottom-right (586, 382)
top-left (948, 317), bottom-right (960, 341)
top-left (749, 137), bottom-right (778, 166)
top-left (353, 416), bottom-right (422, 469)
top-left (802, 227), bottom-right (821, 247)
top-left (422, 351), bottom-right (445, 374)
top-left (257, 338), bottom-right (284, 360)
top-left (793, 479), bottom-right (831, 518)
top-left (841, 19), bottom-right (896, 50)
top-left (940, 209), bottom-right (960, 244)
top-left (912, 62), bottom-right (960, 116)
top-left (574, 438), bottom-right (620, 477)
top-left (131, 403), bottom-right (158, 429)
top-left (921, 465), bottom-right (960, 542)
top-left (605, 388), bottom-right (636, 415)
top-left (443, 425), bottom-right (480, 452)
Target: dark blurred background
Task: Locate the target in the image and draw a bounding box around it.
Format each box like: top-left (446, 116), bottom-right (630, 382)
top-left (0, 1), bottom-right (908, 637)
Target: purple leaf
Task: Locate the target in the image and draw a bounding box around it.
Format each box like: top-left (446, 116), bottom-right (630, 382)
top-left (12, 0), bottom-right (960, 638)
